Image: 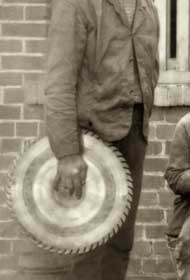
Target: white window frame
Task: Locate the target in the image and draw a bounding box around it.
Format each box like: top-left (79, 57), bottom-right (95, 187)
top-left (154, 0), bottom-right (190, 106)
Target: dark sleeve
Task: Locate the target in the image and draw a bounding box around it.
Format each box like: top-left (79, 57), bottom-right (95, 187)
top-left (44, 0), bottom-right (87, 159)
top-left (165, 121), bottom-right (190, 195)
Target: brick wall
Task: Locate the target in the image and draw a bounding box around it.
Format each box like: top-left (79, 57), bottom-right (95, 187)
top-left (0, 0), bottom-right (187, 279)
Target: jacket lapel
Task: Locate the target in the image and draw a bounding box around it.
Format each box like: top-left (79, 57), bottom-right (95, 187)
top-left (105, 0), bottom-right (129, 27)
top-left (132, 0), bottom-right (146, 33)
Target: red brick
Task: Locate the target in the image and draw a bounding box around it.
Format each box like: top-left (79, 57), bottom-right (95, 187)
top-left (134, 225), bottom-right (145, 240)
top-left (166, 209), bottom-right (174, 225)
top-left (0, 206), bottom-right (11, 220)
top-left (4, 0), bottom-right (49, 3)
top-left (0, 73), bottom-right (22, 86)
top-left (0, 40), bottom-right (22, 53)
top-left (13, 239), bottom-right (43, 254)
top-left (0, 273), bottom-right (17, 280)
top-left (0, 240), bottom-right (11, 254)
top-left (2, 55), bottom-right (44, 70)
top-left (131, 241), bottom-right (152, 258)
top-left (165, 107), bottom-right (190, 123)
top-left (128, 258), bottom-right (142, 274)
top-left (0, 221), bottom-right (24, 238)
top-left (153, 241), bottom-right (170, 256)
top-left (147, 141), bottom-right (162, 155)
top-left (145, 225), bottom-right (167, 239)
top-left (38, 122), bottom-right (46, 137)
top-left (24, 105), bottom-right (44, 120)
top-left (143, 175), bottom-right (164, 190)
top-left (139, 192), bottom-right (158, 207)
top-left (25, 40), bottom-right (47, 53)
top-left (2, 23), bottom-right (48, 37)
top-left (142, 258), bottom-right (174, 274)
top-left (0, 255), bottom-right (18, 270)
top-left (17, 251), bottom-right (77, 271)
top-left (144, 157), bottom-right (168, 172)
top-left (0, 138), bottom-right (22, 153)
top-left (0, 189), bottom-right (6, 205)
top-left (4, 88), bottom-right (24, 104)
top-left (165, 141), bottom-right (172, 155)
top-left (0, 155), bottom-right (15, 171)
top-left (0, 6), bottom-right (23, 20)
top-left (0, 172), bottom-right (8, 187)
top-left (24, 73), bottom-right (45, 82)
top-left (150, 107), bottom-right (165, 122)
top-left (156, 124), bottom-right (176, 140)
top-left (0, 105), bottom-right (21, 119)
top-left (137, 209), bottom-right (164, 224)
top-left (25, 6), bottom-right (50, 21)
top-left (158, 190), bottom-right (174, 209)
top-left (0, 123), bottom-right (14, 137)
top-left (16, 122), bottom-right (38, 137)
top-left (148, 124), bottom-right (156, 140)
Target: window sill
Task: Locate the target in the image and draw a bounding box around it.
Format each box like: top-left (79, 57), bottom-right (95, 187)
top-left (154, 71), bottom-right (190, 107)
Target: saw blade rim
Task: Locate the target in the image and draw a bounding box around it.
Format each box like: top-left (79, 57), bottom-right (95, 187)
top-left (6, 130), bottom-right (133, 255)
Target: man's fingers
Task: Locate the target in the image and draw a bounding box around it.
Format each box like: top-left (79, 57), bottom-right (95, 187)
top-left (65, 177), bottom-right (74, 195)
top-left (53, 172), bottom-right (61, 191)
top-left (80, 165), bottom-right (87, 186)
top-left (72, 172), bottom-right (82, 199)
top-left (58, 176), bottom-right (74, 197)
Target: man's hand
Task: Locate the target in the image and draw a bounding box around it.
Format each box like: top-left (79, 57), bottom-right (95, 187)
top-left (54, 155), bottom-right (88, 200)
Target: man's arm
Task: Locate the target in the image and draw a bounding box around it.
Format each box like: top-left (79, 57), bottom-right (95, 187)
top-left (165, 120), bottom-right (190, 195)
top-left (45, 0), bottom-right (87, 158)
top-left (152, 3), bottom-right (160, 89)
top-left (44, 0), bottom-right (88, 198)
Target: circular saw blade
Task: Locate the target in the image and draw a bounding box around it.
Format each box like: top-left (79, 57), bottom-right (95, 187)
top-left (6, 131), bottom-right (133, 255)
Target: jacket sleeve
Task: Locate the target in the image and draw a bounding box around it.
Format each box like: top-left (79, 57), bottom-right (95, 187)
top-left (44, 0), bottom-right (87, 159)
top-left (152, 3), bottom-right (160, 89)
top-left (165, 121), bottom-right (190, 195)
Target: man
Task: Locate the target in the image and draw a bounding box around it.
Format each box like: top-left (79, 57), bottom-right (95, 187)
top-left (45, 0), bottom-right (159, 279)
top-left (165, 113), bottom-right (190, 280)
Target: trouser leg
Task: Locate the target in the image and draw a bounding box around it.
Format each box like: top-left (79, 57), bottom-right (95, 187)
top-left (101, 104), bottom-right (147, 280)
top-left (71, 105), bottom-right (147, 280)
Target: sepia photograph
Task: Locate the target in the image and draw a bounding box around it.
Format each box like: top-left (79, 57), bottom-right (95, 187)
top-left (0, 0), bottom-right (189, 279)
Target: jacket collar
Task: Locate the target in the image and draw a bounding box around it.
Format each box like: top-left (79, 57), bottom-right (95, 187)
top-left (105, 0), bottom-right (147, 31)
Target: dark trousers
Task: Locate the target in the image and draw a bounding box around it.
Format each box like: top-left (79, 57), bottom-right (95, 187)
top-left (72, 104), bottom-right (147, 280)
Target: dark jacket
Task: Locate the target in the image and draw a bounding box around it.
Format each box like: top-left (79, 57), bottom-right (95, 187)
top-left (165, 114), bottom-right (190, 237)
top-left (45, 0), bottom-right (159, 158)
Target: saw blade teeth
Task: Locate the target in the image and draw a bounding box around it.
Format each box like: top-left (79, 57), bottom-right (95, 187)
top-left (127, 196), bottom-right (133, 203)
top-left (65, 249), bottom-right (71, 255)
top-left (121, 214), bottom-right (126, 223)
top-left (109, 232), bottom-right (114, 240)
top-left (57, 249), bottom-right (63, 254)
top-left (98, 240), bottom-right (103, 247)
top-left (91, 243), bottom-right (97, 250)
top-left (128, 178), bottom-right (133, 184)
top-left (78, 248), bottom-right (84, 254)
top-left (86, 246), bottom-right (91, 253)
top-left (117, 219), bottom-right (123, 228)
top-left (103, 236), bottom-right (109, 243)
top-left (114, 226), bottom-right (119, 235)
top-left (128, 188), bottom-right (133, 195)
